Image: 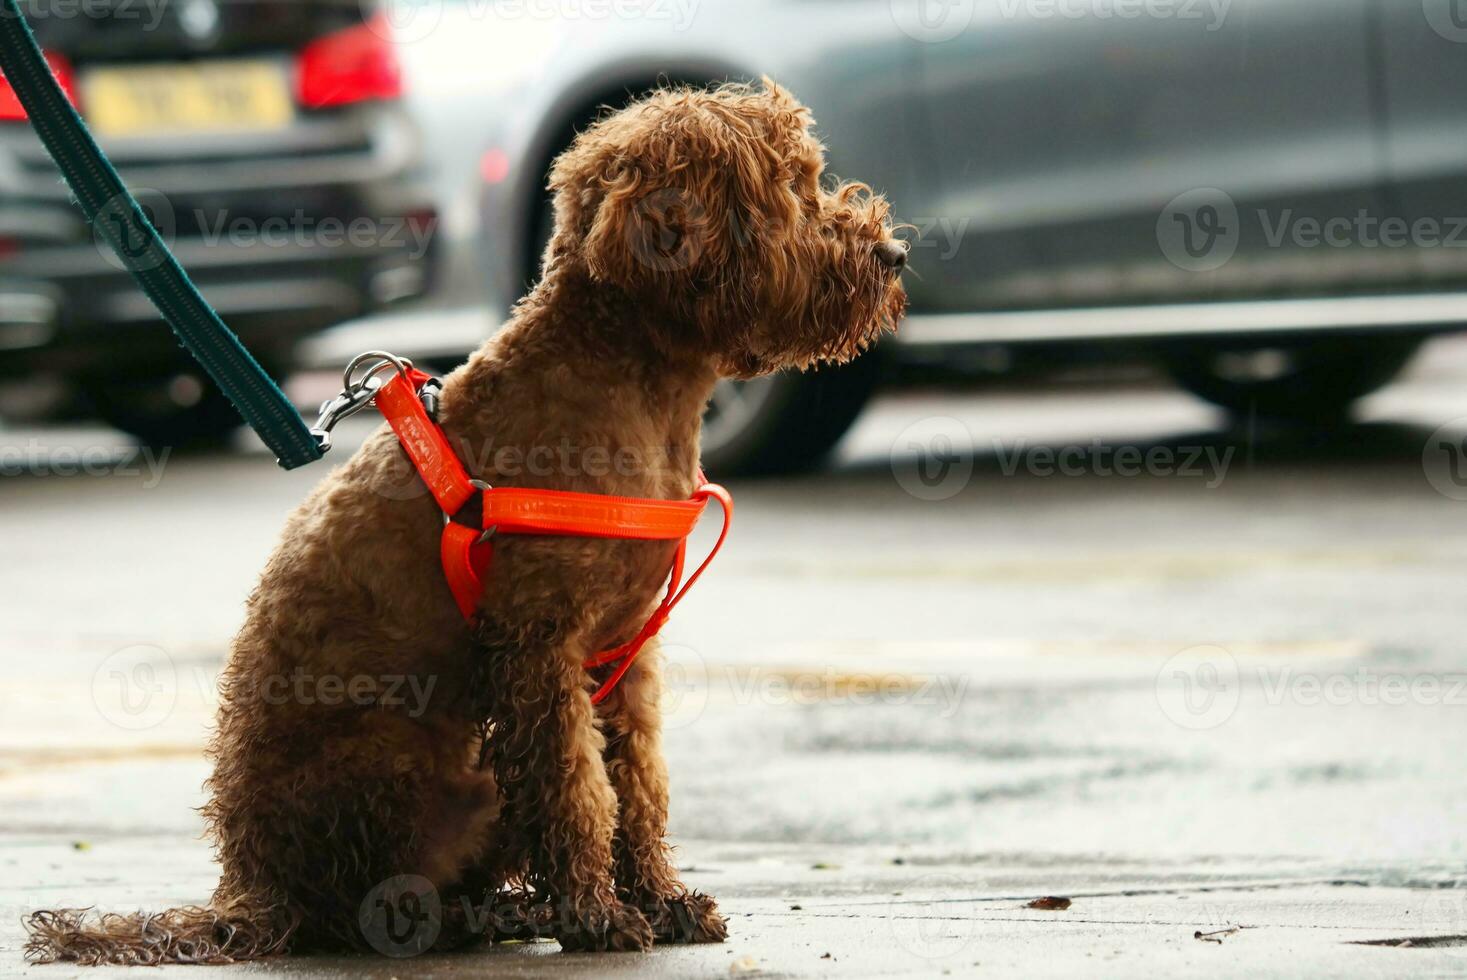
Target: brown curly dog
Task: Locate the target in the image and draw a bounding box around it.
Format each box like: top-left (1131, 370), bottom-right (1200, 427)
top-left (26, 79), bottom-right (906, 965)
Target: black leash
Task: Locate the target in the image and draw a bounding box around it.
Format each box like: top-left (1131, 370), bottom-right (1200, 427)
top-left (0, 0), bottom-right (325, 469)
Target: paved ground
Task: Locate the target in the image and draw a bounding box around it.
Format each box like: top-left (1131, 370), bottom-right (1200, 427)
top-left (6, 337), bottom-right (1467, 977)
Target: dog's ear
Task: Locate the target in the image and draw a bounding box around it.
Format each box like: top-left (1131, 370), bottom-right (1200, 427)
top-left (582, 172), bottom-right (724, 289)
top-left (576, 123), bottom-right (733, 295)
top-left (547, 83), bottom-right (809, 352)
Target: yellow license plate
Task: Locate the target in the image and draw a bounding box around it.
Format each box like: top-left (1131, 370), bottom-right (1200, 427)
top-left (83, 60), bottom-right (294, 138)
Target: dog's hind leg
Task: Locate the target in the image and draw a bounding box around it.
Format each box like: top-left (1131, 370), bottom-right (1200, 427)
top-left (206, 709), bottom-right (499, 955)
top-left (477, 620), bottom-right (654, 952)
top-left (28, 708), bottom-right (499, 965)
top-left (598, 641), bottom-right (727, 944)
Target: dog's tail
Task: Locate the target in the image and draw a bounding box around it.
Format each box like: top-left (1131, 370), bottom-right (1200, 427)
top-left (23, 904), bottom-right (291, 966)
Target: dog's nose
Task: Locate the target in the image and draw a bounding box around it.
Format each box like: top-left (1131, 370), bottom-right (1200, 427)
top-left (875, 240), bottom-right (908, 271)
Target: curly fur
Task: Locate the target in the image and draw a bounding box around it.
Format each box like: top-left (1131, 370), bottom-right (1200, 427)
top-left (25, 79), bottom-right (905, 965)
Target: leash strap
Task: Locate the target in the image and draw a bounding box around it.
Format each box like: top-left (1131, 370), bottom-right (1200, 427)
top-left (372, 368), bottom-right (732, 704)
top-left (0, 0), bottom-right (324, 469)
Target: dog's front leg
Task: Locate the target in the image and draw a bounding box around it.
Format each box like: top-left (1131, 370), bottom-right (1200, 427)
top-left (599, 642), bottom-right (727, 944)
top-left (480, 621), bottom-right (653, 952)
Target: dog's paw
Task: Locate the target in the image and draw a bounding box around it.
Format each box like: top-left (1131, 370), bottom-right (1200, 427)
top-left (649, 891), bottom-right (727, 945)
top-left (477, 889), bottom-right (545, 944)
top-left (556, 903), bottom-right (653, 953)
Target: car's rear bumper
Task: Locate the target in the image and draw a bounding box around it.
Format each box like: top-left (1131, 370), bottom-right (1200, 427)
top-left (0, 105), bottom-right (439, 378)
top-left (0, 231), bottom-right (436, 377)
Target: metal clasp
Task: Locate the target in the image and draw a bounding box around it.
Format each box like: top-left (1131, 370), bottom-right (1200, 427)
top-left (310, 350), bottom-right (417, 453)
top-left (342, 350), bottom-right (414, 393)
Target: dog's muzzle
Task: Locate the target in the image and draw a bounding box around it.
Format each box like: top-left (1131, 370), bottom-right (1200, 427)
top-left (874, 240), bottom-right (908, 271)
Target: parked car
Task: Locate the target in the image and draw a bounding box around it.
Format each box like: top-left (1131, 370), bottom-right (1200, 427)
top-left (0, 0), bottom-right (438, 446)
top-left (390, 0), bottom-right (1467, 473)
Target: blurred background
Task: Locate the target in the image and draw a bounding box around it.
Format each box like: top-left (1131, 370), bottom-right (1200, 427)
top-left (5, 0), bottom-right (1467, 467)
top-left (4, 1), bottom-right (1467, 975)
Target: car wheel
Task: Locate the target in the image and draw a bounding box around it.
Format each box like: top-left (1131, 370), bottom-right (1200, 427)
top-left (700, 352), bottom-right (882, 476)
top-left (1162, 337), bottom-right (1422, 423)
top-left (85, 370), bottom-right (246, 450)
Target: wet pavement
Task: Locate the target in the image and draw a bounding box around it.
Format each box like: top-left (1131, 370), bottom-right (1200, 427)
top-left (5, 337), bottom-right (1467, 976)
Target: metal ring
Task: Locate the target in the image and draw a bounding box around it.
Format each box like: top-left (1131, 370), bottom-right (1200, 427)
top-left (444, 479), bottom-right (497, 544)
top-left (342, 350), bottom-right (414, 396)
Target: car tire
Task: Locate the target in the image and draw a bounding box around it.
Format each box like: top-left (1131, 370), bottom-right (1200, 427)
top-left (700, 351), bottom-right (882, 476)
top-left (85, 371), bottom-right (246, 450)
top-left (1162, 337), bottom-right (1422, 423)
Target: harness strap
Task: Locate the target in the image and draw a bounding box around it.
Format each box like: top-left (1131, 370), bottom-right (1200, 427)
top-left (373, 367), bottom-right (477, 515)
top-left (373, 368), bottom-right (732, 705)
top-left (580, 482), bottom-right (732, 703)
top-left (482, 488), bottom-right (716, 539)
top-left (0, 0), bottom-right (324, 469)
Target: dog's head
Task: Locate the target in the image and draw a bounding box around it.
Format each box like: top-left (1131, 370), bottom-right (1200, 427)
top-left (546, 80), bottom-right (907, 378)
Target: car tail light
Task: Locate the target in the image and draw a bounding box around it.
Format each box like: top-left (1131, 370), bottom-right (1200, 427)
top-left (479, 148), bottom-right (511, 185)
top-left (0, 52), bottom-right (81, 122)
top-left (295, 13), bottom-right (403, 109)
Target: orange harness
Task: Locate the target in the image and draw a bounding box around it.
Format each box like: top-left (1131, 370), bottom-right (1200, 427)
top-left (360, 359), bottom-right (732, 705)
